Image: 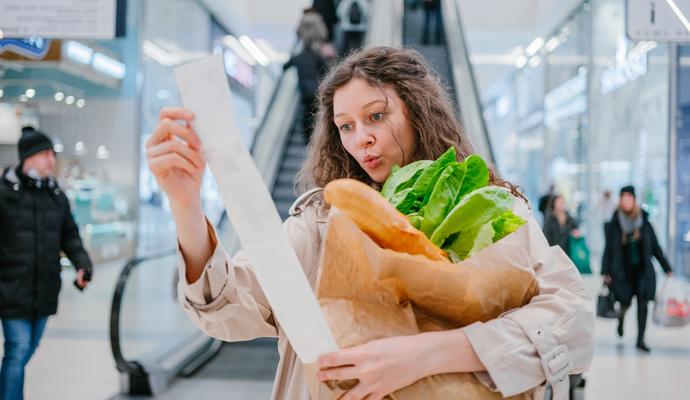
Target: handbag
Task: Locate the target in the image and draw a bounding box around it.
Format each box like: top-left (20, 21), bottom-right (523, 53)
top-left (653, 277), bottom-right (690, 327)
top-left (567, 236), bottom-right (591, 275)
top-left (596, 284), bottom-right (617, 318)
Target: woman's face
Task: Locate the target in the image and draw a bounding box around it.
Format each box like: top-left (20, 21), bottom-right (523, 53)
top-left (620, 192), bottom-right (636, 212)
top-left (333, 78), bottom-right (417, 183)
top-left (554, 196), bottom-right (565, 212)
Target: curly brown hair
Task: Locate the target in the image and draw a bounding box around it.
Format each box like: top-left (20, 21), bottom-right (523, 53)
top-left (297, 46), bottom-right (522, 199)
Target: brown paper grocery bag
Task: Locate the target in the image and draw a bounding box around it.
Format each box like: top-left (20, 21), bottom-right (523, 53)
top-left (305, 211), bottom-right (539, 399)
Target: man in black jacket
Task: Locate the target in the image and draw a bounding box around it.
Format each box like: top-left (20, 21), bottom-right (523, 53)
top-left (0, 127), bottom-right (92, 400)
top-left (602, 185), bottom-right (672, 352)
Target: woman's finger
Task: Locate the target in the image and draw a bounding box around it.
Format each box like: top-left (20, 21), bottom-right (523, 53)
top-left (318, 349), bottom-right (360, 369)
top-left (148, 153), bottom-right (198, 176)
top-left (147, 118), bottom-right (200, 149)
top-left (342, 384), bottom-right (372, 400)
top-left (317, 366), bottom-right (359, 382)
top-left (159, 107), bottom-right (194, 122)
top-left (146, 140), bottom-right (205, 170)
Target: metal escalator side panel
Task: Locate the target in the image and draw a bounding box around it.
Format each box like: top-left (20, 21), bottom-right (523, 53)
top-left (440, 0), bottom-right (496, 166)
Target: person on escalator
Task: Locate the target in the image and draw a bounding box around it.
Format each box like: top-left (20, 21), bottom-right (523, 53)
top-left (422, 0), bottom-right (443, 45)
top-left (285, 9), bottom-right (336, 144)
top-left (0, 127), bottom-right (93, 400)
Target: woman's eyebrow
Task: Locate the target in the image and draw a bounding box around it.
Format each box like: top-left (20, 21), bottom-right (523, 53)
top-left (334, 99), bottom-right (386, 118)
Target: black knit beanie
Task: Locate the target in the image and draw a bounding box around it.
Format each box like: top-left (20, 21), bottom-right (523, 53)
top-left (620, 185), bottom-right (636, 198)
top-left (18, 126), bottom-right (54, 164)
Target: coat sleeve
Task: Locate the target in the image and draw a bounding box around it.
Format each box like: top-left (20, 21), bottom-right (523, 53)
top-left (462, 204), bottom-right (595, 398)
top-left (601, 222), bottom-right (612, 276)
top-left (177, 211), bottom-right (320, 342)
top-left (60, 193), bottom-right (93, 277)
top-left (177, 218), bottom-right (278, 341)
top-left (649, 223), bottom-right (672, 274)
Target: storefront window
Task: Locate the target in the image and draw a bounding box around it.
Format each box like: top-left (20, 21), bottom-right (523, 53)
top-left (588, 0), bottom-right (670, 265)
top-left (673, 45), bottom-right (690, 277)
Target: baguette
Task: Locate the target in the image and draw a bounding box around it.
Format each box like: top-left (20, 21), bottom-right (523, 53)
top-left (323, 179), bottom-right (448, 261)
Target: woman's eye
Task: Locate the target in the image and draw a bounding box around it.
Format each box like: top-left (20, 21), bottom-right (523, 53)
top-left (340, 123), bottom-right (352, 132)
top-left (371, 112), bottom-right (383, 121)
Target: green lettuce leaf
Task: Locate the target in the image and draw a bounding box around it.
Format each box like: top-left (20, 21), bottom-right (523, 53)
top-left (395, 147), bottom-right (457, 214)
top-left (491, 210), bottom-right (526, 242)
top-left (418, 162), bottom-right (467, 236)
top-left (381, 160), bottom-right (432, 201)
top-left (455, 155), bottom-right (490, 203)
top-left (430, 186), bottom-right (513, 247)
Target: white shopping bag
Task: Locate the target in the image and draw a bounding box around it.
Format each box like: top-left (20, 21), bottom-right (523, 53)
top-left (653, 277), bottom-right (690, 327)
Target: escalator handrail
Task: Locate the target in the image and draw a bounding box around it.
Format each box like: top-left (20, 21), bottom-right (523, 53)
top-left (109, 248), bottom-right (177, 376)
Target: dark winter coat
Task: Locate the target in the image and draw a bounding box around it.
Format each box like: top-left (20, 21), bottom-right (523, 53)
top-left (602, 209), bottom-right (672, 305)
top-left (542, 212), bottom-right (578, 254)
top-left (0, 167), bottom-right (92, 319)
top-left (284, 46), bottom-right (327, 100)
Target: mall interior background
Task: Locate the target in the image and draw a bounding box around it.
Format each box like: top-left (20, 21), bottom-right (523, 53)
top-left (2, 0), bottom-right (688, 277)
top-left (1, 0), bottom-right (690, 399)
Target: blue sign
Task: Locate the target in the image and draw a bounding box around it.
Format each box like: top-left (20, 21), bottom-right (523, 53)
top-left (0, 37), bottom-right (51, 59)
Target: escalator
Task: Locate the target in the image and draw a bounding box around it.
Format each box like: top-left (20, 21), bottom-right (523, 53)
top-left (271, 108), bottom-right (306, 220)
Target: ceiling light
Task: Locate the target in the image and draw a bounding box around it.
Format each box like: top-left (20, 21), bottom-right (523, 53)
top-left (510, 46), bottom-right (525, 59)
top-left (54, 92), bottom-right (64, 101)
top-left (239, 35), bottom-right (270, 66)
top-left (76, 99), bottom-right (85, 108)
top-left (65, 96), bottom-right (75, 105)
top-left (92, 53), bottom-right (126, 79)
top-left (19, 95), bottom-right (28, 102)
top-left (514, 55), bottom-right (528, 68)
top-left (0, 89), bottom-right (4, 98)
top-left (222, 35), bottom-right (257, 66)
top-left (96, 145), bottom-right (110, 159)
top-left (545, 37), bottom-right (560, 53)
top-left (529, 55), bottom-right (542, 68)
top-left (25, 88), bottom-right (36, 98)
top-left (525, 37), bottom-right (544, 57)
top-left (65, 41), bottom-right (94, 65)
top-left (143, 41), bottom-right (179, 66)
top-left (75, 141), bottom-right (86, 155)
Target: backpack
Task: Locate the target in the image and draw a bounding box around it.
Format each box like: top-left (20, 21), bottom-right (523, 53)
top-left (349, 1), bottom-right (363, 25)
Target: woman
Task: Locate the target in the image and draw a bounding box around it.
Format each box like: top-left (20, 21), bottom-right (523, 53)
top-left (542, 194), bottom-right (579, 254)
top-left (602, 185), bottom-right (673, 352)
top-left (146, 47), bottom-right (593, 400)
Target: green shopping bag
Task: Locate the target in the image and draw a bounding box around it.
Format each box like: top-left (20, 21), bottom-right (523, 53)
top-left (568, 236), bottom-right (592, 275)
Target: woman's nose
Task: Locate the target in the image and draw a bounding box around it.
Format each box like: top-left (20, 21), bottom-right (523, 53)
top-left (355, 128), bottom-right (375, 148)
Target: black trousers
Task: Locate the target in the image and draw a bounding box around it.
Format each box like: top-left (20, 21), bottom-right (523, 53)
top-left (619, 285), bottom-right (649, 343)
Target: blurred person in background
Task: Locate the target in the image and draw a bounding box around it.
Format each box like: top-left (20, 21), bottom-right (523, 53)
top-left (542, 194), bottom-right (579, 254)
top-left (422, 0), bottom-right (443, 45)
top-left (537, 184), bottom-right (555, 219)
top-left (0, 127), bottom-right (93, 400)
top-left (285, 8), bottom-right (337, 144)
top-left (312, 0), bottom-right (337, 42)
top-left (602, 185), bottom-right (673, 352)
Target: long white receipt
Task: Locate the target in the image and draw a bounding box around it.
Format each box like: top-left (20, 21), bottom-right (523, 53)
top-left (174, 55), bottom-right (338, 363)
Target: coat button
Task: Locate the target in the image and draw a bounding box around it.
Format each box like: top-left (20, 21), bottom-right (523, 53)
top-left (13, 184), bottom-right (19, 191)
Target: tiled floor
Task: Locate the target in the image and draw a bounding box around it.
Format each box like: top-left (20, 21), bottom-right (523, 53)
top-left (6, 264), bottom-right (689, 399)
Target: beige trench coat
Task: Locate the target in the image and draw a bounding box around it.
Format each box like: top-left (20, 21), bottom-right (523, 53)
top-left (177, 189), bottom-right (594, 400)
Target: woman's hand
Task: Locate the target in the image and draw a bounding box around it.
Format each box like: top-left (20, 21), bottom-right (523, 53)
top-left (146, 107), bottom-right (212, 282)
top-left (317, 330), bottom-right (484, 400)
top-left (146, 107), bottom-right (205, 210)
top-left (317, 335), bottom-right (427, 400)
